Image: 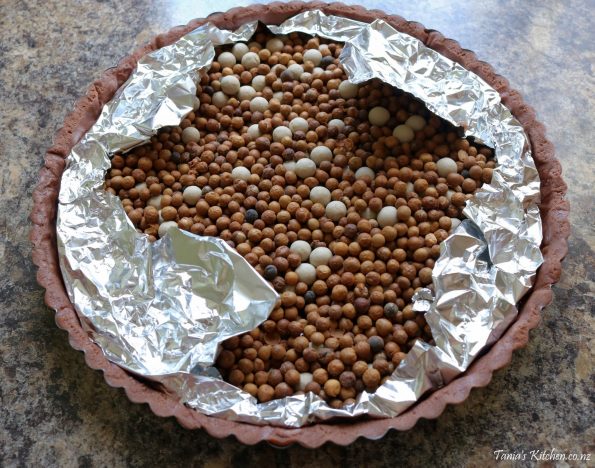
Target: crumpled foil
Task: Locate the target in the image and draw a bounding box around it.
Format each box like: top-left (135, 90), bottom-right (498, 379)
top-left (57, 21), bottom-right (279, 376)
top-left (57, 10), bottom-right (543, 427)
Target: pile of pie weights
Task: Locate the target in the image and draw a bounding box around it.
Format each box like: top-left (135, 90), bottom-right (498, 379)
top-left (106, 30), bottom-right (496, 407)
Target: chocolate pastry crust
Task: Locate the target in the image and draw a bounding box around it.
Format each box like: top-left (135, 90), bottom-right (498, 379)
top-left (30, 1), bottom-right (570, 447)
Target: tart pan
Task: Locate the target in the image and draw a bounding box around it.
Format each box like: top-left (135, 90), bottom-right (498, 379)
top-left (30, 1), bottom-right (570, 447)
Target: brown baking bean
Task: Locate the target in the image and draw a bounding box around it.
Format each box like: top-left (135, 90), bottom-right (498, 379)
top-left (339, 347), bottom-right (358, 365)
top-left (313, 368), bottom-right (329, 385)
top-left (396, 205), bottom-right (411, 221)
top-left (285, 349), bottom-right (298, 363)
top-left (341, 391), bottom-right (357, 403)
top-left (354, 341), bottom-right (372, 361)
top-left (330, 284), bottom-right (348, 301)
top-left (362, 368), bottom-right (381, 389)
top-left (327, 359), bottom-right (345, 377)
top-left (268, 369), bottom-right (283, 387)
top-left (323, 379), bottom-right (340, 398)
top-left (451, 192), bottom-right (466, 207)
top-left (462, 178), bottom-right (477, 193)
top-left (271, 344), bottom-right (286, 360)
top-left (258, 344), bottom-right (272, 361)
top-left (352, 361), bottom-right (369, 378)
top-left (337, 334), bottom-right (353, 350)
top-left (304, 381), bottom-right (321, 395)
top-left (284, 369), bottom-right (301, 387)
top-left (238, 358), bottom-right (254, 374)
top-left (375, 318), bottom-right (393, 337)
top-left (294, 358), bottom-right (310, 372)
top-left (291, 337), bottom-right (308, 354)
top-left (419, 267), bottom-right (433, 285)
top-left (216, 350), bottom-right (236, 369)
top-left (274, 382), bottom-right (293, 398)
top-left (404, 320), bottom-right (420, 337)
top-left (160, 206), bottom-right (177, 221)
top-left (243, 383), bottom-right (258, 397)
top-left (371, 355), bottom-right (389, 373)
top-left (311, 332), bottom-right (325, 346)
top-left (257, 384), bottom-right (275, 402)
top-left (302, 347), bottom-right (319, 363)
top-left (357, 315), bottom-right (373, 331)
top-left (339, 371), bottom-right (356, 389)
top-left (222, 336), bottom-right (240, 350)
top-left (354, 297), bottom-right (370, 314)
top-left (325, 336), bottom-right (340, 350)
top-left (316, 317), bottom-right (330, 333)
top-left (228, 369), bottom-right (245, 387)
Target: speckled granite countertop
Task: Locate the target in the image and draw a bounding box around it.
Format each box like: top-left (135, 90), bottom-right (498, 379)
top-left (1, 0), bottom-right (593, 466)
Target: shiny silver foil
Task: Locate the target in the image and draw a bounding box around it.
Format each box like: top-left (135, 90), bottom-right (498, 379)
top-left (57, 10), bottom-right (543, 428)
top-left (57, 22), bottom-right (278, 377)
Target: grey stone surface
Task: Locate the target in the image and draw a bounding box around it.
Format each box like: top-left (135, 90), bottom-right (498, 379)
top-left (0, 0), bottom-right (593, 466)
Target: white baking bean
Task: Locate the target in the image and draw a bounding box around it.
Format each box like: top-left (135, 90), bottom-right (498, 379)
top-left (377, 206), bottom-right (398, 227)
top-left (158, 221), bottom-right (178, 238)
top-left (241, 52), bottom-right (260, 69)
top-left (368, 106), bottom-right (390, 126)
top-left (338, 81), bottom-right (359, 99)
top-left (220, 75), bottom-right (240, 95)
top-left (217, 51), bottom-right (236, 68)
top-left (289, 117), bottom-right (309, 133)
top-left (303, 49), bottom-right (322, 66)
top-left (252, 75), bottom-right (266, 91)
top-left (287, 64), bottom-right (304, 79)
top-left (231, 166), bottom-right (251, 181)
top-left (309, 186), bottom-right (331, 206)
top-left (309, 247), bottom-right (332, 267)
top-left (355, 167), bottom-right (375, 180)
top-left (436, 158), bottom-right (459, 177)
top-left (325, 201), bottom-right (347, 221)
top-left (295, 158), bottom-right (317, 178)
top-left (212, 91), bottom-right (228, 108)
top-left (272, 126), bottom-right (292, 142)
top-left (266, 37), bottom-right (284, 53)
top-left (328, 119), bottom-right (345, 132)
top-left (290, 240), bottom-right (311, 261)
top-left (406, 115), bottom-right (426, 131)
top-left (181, 127), bottom-right (200, 143)
top-left (250, 96), bottom-right (269, 112)
top-left (231, 43), bottom-right (249, 60)
top-left (393, 124), bottom-right (415, 143)
top-left (247, 124), bottom-right (261, 140)
top-left (309, 146), bottom-right (333, 165)
top-left (295, 263), bottom-right (316, 285)
top-left (237, 85), bottom-right (256, 101)
top-left (182, 186), bottom-right (202, 206)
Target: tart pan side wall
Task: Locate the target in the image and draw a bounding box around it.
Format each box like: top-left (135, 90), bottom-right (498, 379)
top-left (30, 1), bottom-right (570, 448)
